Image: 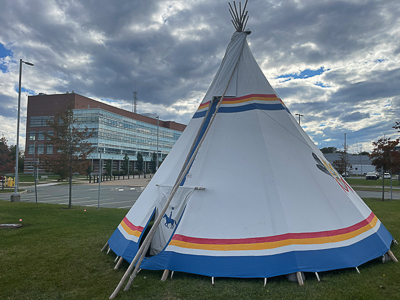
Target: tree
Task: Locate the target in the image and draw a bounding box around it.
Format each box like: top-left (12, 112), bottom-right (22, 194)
top-left (332, 150), bottom-right (352, 176)
top-left (369, 137), bottom-right (400, 201)
top-left (0, 135), bottom-right (14, 176)
top-left (105, 160), bottom-right (112, 176)
top-left (150, 152), bottom-right (157, 174)
top-left (136, 152), bottom-right (143, 177)
top-left (9, 145), bottom-right (24, 172)
top-left (320, 147), bottom-right (338, 154)
top-left (40, 102), bottom-right (94, 208)
top-left (359, 151), bottom-right (369, 156)
top-left (394, 121), bottom-right (400, 132)
top-left (122, 154), bottom-right (129, 175)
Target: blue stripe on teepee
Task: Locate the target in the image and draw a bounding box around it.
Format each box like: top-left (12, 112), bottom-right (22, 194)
top-left (108, 209), bottom-right (156, 262)
top-left (192, 102), bottom-right (289, 119)
top-left (139, 224), bottom-right (392, 278)
top-left (180, 100), bottom-right (218, 186)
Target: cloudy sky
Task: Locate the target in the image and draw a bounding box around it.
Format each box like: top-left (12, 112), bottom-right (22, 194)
top-left (1, 0), bottom-right (399, 152)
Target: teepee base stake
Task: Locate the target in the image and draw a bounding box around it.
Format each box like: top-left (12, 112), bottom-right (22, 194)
top-left (161, 270), bottom-right (170, 281)
top-left (211, 277), bottom-right (215, 285)
top-left (356, 267), bottom-right (360, 274)
top-left (387, 250), bottom-right (398, 262)
top-left (171, 271), bottom-right (174, 280)
top-left (315, 272), bottom-right (320, 282)
top-left (114, 256), bottom-right (119, 263)
top-left (114, 256), bottom-right (124, 269)
top-left (296, 272), bottom-right (304, 286)
top-left (264, 278), bottom-right (267, 286)
top-left (101, 242), bottom-right (109, 252)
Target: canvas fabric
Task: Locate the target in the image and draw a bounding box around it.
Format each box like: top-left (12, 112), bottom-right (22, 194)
top-left (108, 31), bottom-right (393, 278)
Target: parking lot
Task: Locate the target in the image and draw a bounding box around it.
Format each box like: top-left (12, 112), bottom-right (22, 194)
top-left (2, 177), bottom-right (151, 209)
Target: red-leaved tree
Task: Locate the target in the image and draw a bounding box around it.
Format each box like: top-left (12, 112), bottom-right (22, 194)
top-left (369, 137), bottom-right (400, 201)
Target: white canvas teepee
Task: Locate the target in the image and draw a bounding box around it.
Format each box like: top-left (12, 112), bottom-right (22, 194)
top-left (105, 1), bottom-right (396, 296)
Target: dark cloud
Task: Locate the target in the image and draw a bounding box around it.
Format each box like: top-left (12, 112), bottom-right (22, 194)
top-left (0, 0), bottom-right (400, 150)
top-left (339, 111), bottom-right (370, 123)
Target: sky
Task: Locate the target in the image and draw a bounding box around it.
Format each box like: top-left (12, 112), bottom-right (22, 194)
top-left (1, 0), bottom-right (399, 153)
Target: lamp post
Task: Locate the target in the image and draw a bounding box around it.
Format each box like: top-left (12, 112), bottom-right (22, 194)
top-left (11, 59), bottom-right (34, 202)
top-left (156, 115), bottom-right (159, 171)
top-left (295, 113), bottom-right (303, 125)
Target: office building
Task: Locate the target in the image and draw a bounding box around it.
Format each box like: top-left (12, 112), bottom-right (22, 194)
top-left (24, 93), bottom-right (186, 174)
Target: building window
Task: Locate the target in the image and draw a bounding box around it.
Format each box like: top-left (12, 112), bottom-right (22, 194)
top-left (46, 145), bottom-right (53, 154)
top-left (46, 131), bottom-right (53, 140)
top-left (29, 131), bottom-right (36, 141)
top-left (28, 145), bottom-right (34, 154)
top-left (38, 131), bottom-right (44, 140)
top-left (37, 145), bottom-right (44, 154)
top-left (30, 116), bottom-right (53, 127)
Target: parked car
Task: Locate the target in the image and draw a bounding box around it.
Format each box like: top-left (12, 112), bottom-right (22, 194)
top-left (366, 172), bottom-right (378, 180)
top-left (383, 173), bottom-right (391, 179)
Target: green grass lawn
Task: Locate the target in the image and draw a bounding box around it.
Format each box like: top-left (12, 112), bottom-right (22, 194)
top-left (346, 178), bottom-right (400, 187)
top-left (0, 200), bottom-right (399, 300)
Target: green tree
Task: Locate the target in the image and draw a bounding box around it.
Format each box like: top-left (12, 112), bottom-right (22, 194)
top-left (105, 160), bottom-right (112, 176)
top-left (332, 148), bottom-right (352, 176)
top-left (122, 154), bottom-right (129, 175)
top-left (136, 152), bottom-right (143, 177)
top-left (359, 151), bottom-right (369, 156)
top-left (0, 135), bottom-right (14, 176)
top-left (9, 145), bottom-right (24, 172)
top-left (369, 137), bottom-right (400, 201)
top-left (150, 152), bottom-right (157, 174)
top-left (40, 101), bottom-right (94, 208)
top-left (320, 147), bottom-right (338, 154)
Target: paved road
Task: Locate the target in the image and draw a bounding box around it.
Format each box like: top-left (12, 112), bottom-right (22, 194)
top-left (1, 177), bottom-right (151, 209)
top-left (21, 183), bottom-right (144, 209)
top-left (354, 190), bottom-right (400, 200)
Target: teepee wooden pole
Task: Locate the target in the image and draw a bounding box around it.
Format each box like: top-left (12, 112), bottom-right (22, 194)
top-left (109, 29), bottom-right (248, 300)
top-left (124, 242), bottom-right (152, 291)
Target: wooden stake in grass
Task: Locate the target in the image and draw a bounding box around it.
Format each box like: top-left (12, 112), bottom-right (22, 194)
top-left (101, 242), bottom-right (108, 252)
top-left (296, 272), bottom-right (304, 286)
top-left (161, 270), bottom-right (169, 281)
top-left (387, 250), bottom-right (398, 262)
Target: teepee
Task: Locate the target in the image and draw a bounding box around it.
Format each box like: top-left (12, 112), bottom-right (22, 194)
top-left (105, 1), bottom-right (397, 297)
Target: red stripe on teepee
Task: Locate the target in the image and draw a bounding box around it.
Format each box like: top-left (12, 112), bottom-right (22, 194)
top-left (172, 212), bottom-right (375, 245)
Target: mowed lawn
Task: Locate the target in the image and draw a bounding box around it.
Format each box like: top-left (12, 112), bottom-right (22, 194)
top-left (0, 199), bottom-right (399, 300)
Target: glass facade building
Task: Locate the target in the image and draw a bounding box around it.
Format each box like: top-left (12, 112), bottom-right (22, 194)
top-left (24, 93), bottom-right (186, 174)
top-left (74, 108), bottom-right (181, 161)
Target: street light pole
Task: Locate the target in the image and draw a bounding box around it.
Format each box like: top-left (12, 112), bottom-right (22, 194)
top-left (11, 59), bottom-right (34, 202)
top-left (295, 113), bottom-right (304, 125)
